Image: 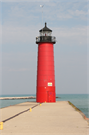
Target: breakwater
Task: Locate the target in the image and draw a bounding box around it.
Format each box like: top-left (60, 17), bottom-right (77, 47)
top-left (0, 96), bottom-right (60, 100)
top-left (0, 96), bottom-right (36, 100)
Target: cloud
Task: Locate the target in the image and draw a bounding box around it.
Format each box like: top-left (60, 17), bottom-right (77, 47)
top-left (2, 25), bottom-right (37, 45)
top-left (1, 0), bottom-right (88, 95)
top-left (2, 1), bottom-right (88, 26)
top-left (69, 10), bottom-right (87, 16)
top-left (0, 24), bottom-right (2, 43)
top-left (41, 2), bottom-right (88, 22)
top-left (1, 1), bottom-right (88, 52)
top-left (2, 0), bottom-right (87, 2)
top-left (2, 24), bottom-right (87, 55)
top-left (2, 23), bottom-right (41, 53)
top-left (67, 9), bottom-right (88, 20)
top-left (53, 26), bottom-right (87, 46)
top-left (2, 52), bottom-right (37, 72)
top-left (51, 0), bottom-right (87, 2)
top-left (2, 0), bottom-right (43, 1)
top-left (57, 14), bottom-right (72, 19)
top-left (9, 68), bottom-right (30, 71)
top-left (56, 8), bottom-right (88, 20)
top-left (2, 2), bottom-right (40, 26)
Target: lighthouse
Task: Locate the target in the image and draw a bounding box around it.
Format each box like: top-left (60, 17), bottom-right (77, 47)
top-left (36, 22), bottom-right (56, 103)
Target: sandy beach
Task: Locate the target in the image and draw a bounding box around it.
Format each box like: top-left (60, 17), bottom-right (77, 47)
top-left (0, 101), bottom-right (89, 135)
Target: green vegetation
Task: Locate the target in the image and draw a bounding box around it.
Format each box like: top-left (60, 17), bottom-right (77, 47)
top-left (68, 101), bottom-right (81, 112)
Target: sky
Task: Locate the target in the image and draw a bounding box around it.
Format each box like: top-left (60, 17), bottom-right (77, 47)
top-left (0, 0), bottom-right (89, 95)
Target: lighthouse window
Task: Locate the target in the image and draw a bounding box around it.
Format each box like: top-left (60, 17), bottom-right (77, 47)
top-left (40, 31), bottom-right (52, 36)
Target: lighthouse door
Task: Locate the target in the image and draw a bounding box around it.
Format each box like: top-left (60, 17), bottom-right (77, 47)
top-left (47, 91), bottom-right (53, 102)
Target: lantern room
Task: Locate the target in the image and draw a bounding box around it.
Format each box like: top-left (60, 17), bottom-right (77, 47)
top-left (36, 22), bottom-right (56, 44)
top-left (39, 22), bottom-right (52, 36)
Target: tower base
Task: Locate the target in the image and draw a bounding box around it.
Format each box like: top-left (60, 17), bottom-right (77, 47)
top-left (36, 86), bottom-right (56, 103)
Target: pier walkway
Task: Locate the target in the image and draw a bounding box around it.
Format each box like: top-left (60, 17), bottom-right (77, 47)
top-left (0, 101), bottom-right (89, 135)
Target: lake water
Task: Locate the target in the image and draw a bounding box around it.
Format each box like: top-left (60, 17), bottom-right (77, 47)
top-left (0, 94), bottom-right (89, 118)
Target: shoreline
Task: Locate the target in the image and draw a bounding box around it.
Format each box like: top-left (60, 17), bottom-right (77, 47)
top-left (68, 101), bottom-right (89, 123)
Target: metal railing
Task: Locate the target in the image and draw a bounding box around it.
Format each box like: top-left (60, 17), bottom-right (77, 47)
top-left (36, 36), bottom-right (56, 44)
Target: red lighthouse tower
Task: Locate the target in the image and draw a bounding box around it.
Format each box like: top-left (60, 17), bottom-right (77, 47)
top-left (36, 23), bottom-right (56, 103)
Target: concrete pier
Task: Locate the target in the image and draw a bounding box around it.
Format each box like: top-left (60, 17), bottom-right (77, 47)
top-left (0, 101), bottom-right (89, 135)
